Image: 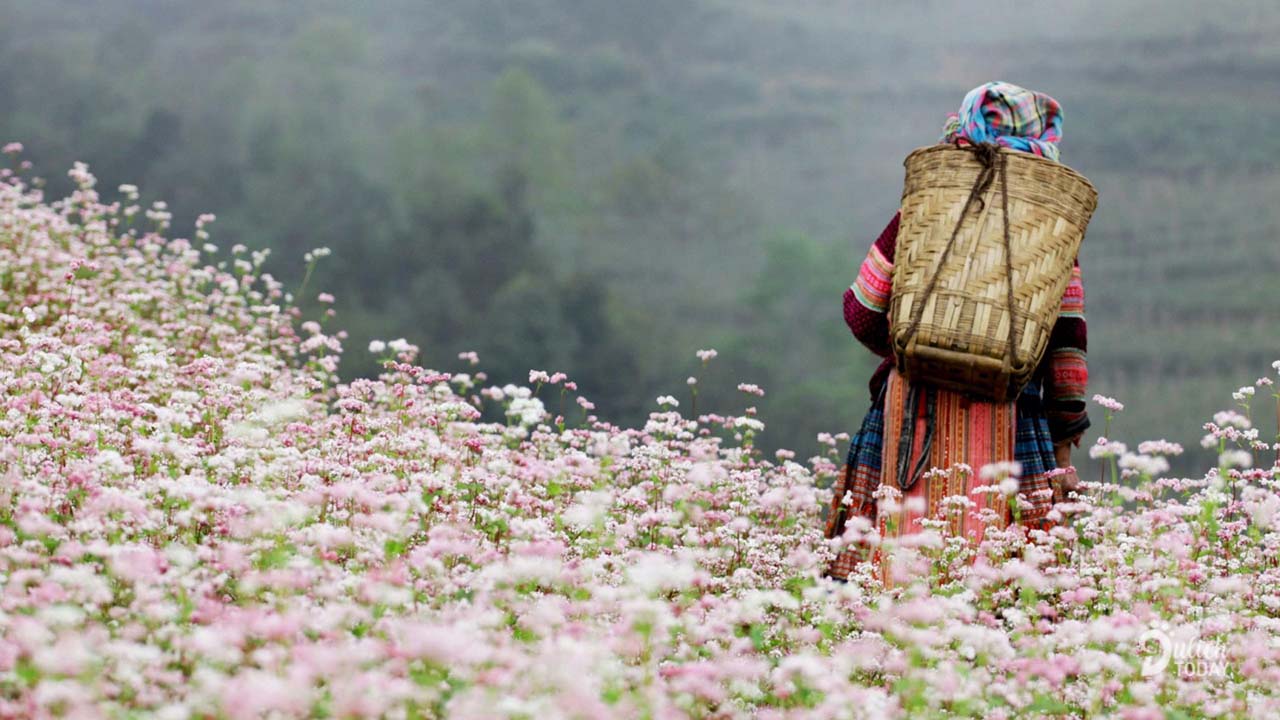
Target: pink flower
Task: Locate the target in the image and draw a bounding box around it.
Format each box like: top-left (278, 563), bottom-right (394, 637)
top-left (1092, 394), bottom-right (1125, 412)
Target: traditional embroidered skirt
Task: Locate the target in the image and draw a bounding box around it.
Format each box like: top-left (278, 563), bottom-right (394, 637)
top-left (824, 369), bottom-right (1058, 583)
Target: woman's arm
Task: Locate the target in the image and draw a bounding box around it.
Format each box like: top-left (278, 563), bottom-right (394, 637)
top-left (1044, 260), bottom-right (1091, 456)
top-left (1044, 261), bottom-right (1090, 443)
top-left (843, 212), bottom-right (901, 357)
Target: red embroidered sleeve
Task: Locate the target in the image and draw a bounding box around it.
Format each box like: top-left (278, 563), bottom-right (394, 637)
top-left (1044, 260), bottom-right (1090, 443)
top-left (843, 212), bottom-right (900, 359)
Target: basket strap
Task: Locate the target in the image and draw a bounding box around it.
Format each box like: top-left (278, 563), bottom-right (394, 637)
top-left (996, 150), bottom-right (1020, 386)
top-left (894, 383), bottom-right (936, 491)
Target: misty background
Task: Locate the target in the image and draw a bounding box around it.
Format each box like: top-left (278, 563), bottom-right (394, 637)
top-left (3, 0), bottom-right (1278, 472)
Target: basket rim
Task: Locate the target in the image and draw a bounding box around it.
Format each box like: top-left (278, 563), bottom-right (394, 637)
top-left (902, 143), bottom-right (1098, 200)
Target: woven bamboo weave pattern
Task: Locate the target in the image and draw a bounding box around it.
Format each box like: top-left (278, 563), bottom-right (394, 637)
top-left (889, 145), bottom-right (1098, 400)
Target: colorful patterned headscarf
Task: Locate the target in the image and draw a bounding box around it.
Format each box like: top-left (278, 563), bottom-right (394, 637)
top-left (941, 81), bottom-right (1063, 162)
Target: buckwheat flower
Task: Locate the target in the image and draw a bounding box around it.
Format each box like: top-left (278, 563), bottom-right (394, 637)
top-left (1213, 410), bottom-right (1251, 429)
top-left (1233, 386), bottom-right (1257, 401)
top-left (656, 395), bottom-right (679, 408)
top-left (979, 461), bottom-right (1022, 480)
top-left (687, 376), bottom-right (697, 386)
top-left (258, 398), bottom-right (308, 426)
top-left (576, 396), bottom-right (595, 411)
top-left (202, 243), bottom-right (218, 253)
top-left (1258, 377), bottom-right (1274, 387)
top-left (1219, 450), bottom-right (1252, 469)
top-left (117, 183), bottom-right (139, 199)
top-left (696, 348), bottom-right (718, 362)
top-left (1273, 360), bottom-right (1280, 373)
top-left (317, 292), bottom-right (334, 303)
top-left (627, 553), bottom-right (696, 594)
top-left (2, 141), bottom-right (23, 154)
top-left (529, 370), bottom-right (551, 384)
top-left (507, 396), bottom-right (547, 426)
top-left (1092, 394), bottom-right (1125, 412)
top-left (737, 383), bottom-right (765, 397)
top-left (387, 338), bottom-right (411, 353)
top-left (1118, 452), bottom-right (1170, 477)
top-left (563, 490), bottom-right (613, 529)
top-left (1137, 440), bottom-right (1184, 456)
top-left (999, 477), bottom-right (1019, 496)
top-left (368, 340), bottom-right (387, 354)
top-left (137, 350), bottom-right (170, 370)
top-left (1243, 487), bottom-right (1280, 528)
top-left (458, 351), bottom-right (479, 365)
top-left (1089, 438), bottom-right (1127, 460)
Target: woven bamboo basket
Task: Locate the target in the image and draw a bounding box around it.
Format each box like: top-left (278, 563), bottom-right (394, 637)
top-left (888, 144), bottom-right (1098, 401)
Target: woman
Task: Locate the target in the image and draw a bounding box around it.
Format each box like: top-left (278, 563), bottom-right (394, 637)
top-left (824, 82), bottom-right (1089, 584)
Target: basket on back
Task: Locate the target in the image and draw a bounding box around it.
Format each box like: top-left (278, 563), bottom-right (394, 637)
top-left (889, 144), bottom-right (1098, 401)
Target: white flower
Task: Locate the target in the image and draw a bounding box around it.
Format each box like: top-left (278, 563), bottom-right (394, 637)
top-left (1213, 411), bottom-right (1251, 430)
top-left (506, 397), bottom-right (547, 426)
top-left (656, 395), bottom-right (679, 408)
top-left (627, 553), bottom-right (696, 594)
top-left (258, 398), bottom-right (308, 426)
top-left (979, 461), bottom-right (1022, 480)
top-left (1092, 394), bottom-right (1125, 412)
top-left (1118, 452), bottom-right (1170, 478)
top-left (94, 450), bottom-right (131, 476)
top-left (368, 340), bottom-right (387, 354)
top-left (563, 490), bottom-right (614, 529)
top-left (1219, 450), bottom-right (1252, 469)
top-left (1137, 440), bottom-right (1184, 456)
top-left (1089, 439), bottom-right (1127, 460)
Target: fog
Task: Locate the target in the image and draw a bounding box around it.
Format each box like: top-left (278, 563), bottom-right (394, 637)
top-left (3, 0), bottom-right (1278, 469)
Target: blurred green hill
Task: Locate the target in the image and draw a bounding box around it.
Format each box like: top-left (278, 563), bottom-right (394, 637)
top-left (3, 0), bottom-right (1278, 470)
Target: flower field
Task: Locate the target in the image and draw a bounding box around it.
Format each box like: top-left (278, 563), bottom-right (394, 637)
top-left (2, 149), bottom-right (1280, 719)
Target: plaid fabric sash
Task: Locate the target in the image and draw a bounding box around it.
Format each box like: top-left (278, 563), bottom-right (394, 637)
top-left (941, 81), bottom-right (1063, 161)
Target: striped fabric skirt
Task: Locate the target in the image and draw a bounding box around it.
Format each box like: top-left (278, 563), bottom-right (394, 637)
top-left (825, 369), bottom-right (1058, 583)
